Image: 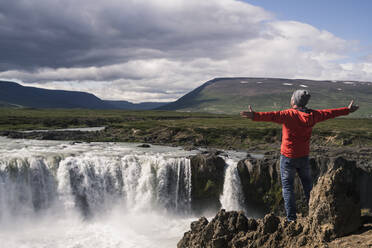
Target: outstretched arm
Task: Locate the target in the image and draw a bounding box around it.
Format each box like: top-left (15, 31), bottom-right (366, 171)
top-left (314, 100), bottom-right (359, 123)
top-left (240, 105), bottom-right (288, 124)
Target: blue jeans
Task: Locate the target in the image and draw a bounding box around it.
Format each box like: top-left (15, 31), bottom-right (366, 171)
top-left (280, 155), bottom-right (312, 221)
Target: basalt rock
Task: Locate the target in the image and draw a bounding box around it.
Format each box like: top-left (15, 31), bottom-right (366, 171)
top-left (190, 153), bottom-right (226, 213)
top-left (178, 157), bottom-right (363, 248)
top-left (237, 155), bottom-right (281, 215)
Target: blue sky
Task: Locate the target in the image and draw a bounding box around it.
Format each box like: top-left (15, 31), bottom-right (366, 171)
top-left (244, 0), bottom-right (371, 46)
top-left (0, 0), bottom-right (371, 102)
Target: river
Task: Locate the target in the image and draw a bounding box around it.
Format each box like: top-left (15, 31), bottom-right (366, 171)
top-left (0, 136), bottom-right (247, 248)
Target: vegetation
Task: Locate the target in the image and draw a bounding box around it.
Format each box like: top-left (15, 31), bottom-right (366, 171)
top-left (1, 108), bottom-right (371, 150)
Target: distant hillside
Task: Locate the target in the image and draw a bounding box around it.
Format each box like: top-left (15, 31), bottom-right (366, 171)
top-left (159, 77), bottom-right (372, 118)
top-left (0, 101), bottom-right (22, 108)
top-left (0, 81), bottom-right (113, 109)
top-left (104, 100), bottom-right (170, 110)
top-left (0, 81), bottom-right (167, 110)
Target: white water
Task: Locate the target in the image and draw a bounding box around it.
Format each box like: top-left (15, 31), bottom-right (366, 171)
top-left (0, 137), bottom-right (198, 248)
top-left (220, 158), bottom-right (246, 213)
top-left (0, 137), bottom-right (248, 247)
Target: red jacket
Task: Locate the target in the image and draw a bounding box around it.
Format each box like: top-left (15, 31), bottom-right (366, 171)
top-left (252, 107), bottom-right (350, 158)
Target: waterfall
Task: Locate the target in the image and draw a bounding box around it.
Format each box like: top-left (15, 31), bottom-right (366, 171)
top-left (0, 153), bottom-right (192, 220)
top-left (0, 138), bottom-right (251, 248)
top-left (0, 157), bottom-right (58, 221)
top-left (219, 158), bottom-right (246, 212)
top-left (0, 150), bottom-right (247, 220)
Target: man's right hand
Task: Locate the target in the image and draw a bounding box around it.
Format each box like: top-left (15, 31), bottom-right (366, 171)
top-left (348, 100), bottom-right (359, 113)
top-left (240, 105), bottom-right (254, 119)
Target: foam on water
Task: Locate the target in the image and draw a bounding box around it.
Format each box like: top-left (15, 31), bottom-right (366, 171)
top-left (0, 210), bottom-right (197, 248)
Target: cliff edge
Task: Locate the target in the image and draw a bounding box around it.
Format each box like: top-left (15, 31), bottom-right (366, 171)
top-left (178, 157), bottom-right (371, 248)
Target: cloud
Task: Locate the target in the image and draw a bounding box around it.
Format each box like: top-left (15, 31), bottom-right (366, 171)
top-left (0, 0), bottom-right (270, 70)
top-left (0, 0), bottom-right (371, 102)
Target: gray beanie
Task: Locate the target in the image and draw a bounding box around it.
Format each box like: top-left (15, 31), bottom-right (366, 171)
top-left (291, 89), bottom-right (311, 107)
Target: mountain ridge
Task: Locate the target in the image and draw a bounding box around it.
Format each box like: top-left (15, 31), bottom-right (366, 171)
top-left (159, 77), bottom-right (372, 118)
top-left (0, 81), bottom-right (112, 109)
top-left (0, 81), bottom-right (167, 110)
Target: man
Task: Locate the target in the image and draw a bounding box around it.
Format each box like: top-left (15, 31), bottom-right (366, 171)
top-left (240, 89), bottom-right (359, 221)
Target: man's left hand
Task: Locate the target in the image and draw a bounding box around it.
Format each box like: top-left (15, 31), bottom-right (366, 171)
top-left (348, 100), bottom-right (359, 113)
top-left (240, 105), bottom-right (254, 119)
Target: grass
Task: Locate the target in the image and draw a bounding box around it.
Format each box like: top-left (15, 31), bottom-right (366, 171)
top-left (1, 108), bottom-right (371, 149)
top-left (0, 108), bottom-right (226, 130)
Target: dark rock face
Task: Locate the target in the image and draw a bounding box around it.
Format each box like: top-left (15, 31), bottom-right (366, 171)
top-left (178, 157), bottom-right (363, 248)
top-left (190, 153), bottom-right (226, 213)
top-left (237, 154), bottom-right (372, 216)
top-left (237, 155), bottom-right (281, 214)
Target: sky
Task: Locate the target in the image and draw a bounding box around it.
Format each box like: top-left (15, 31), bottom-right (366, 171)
top-left (0, 0), bottom-right (371, 102)
top-left (244, 0), bottom-right (372, 44)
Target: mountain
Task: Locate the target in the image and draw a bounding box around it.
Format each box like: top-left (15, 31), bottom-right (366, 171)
top-left (159, 77), bottom-right (372, 118)
top-left (0, 81), bottom-right (113, 109)
top-left (0, 81), bottom-right (166, 110)
top-left (2, 78), bottom-right (371, 116)
top-left (104, 100), bottom-right (170, 110)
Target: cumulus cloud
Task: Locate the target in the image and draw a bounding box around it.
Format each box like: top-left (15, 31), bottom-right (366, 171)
top-left (0, 0), bottom-right (371, 102)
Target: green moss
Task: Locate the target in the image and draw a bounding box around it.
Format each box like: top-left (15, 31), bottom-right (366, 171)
top-left (263, 183), bottom-right (283, 212)
top-left (204, 180), bottom-right (217, 194)
top-left (193, 179), bottom-right (220, 199)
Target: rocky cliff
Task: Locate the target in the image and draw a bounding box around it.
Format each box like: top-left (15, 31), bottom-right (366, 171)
top-left (237, 153), bottom-right (372, 216)
top-left (187, 150), bottom-right (372, 217)
top-left (178, 157), bottom-right (368, 247)
top-left (180, 147), bottom-right (372, 217)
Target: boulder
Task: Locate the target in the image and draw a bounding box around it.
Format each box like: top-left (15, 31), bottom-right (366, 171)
top-left (177, 209), bottom-right (250, 248)
top-left (137, 143), bottom-right (151, 148)
top-left (309, 157), bottom-right (361, 242)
